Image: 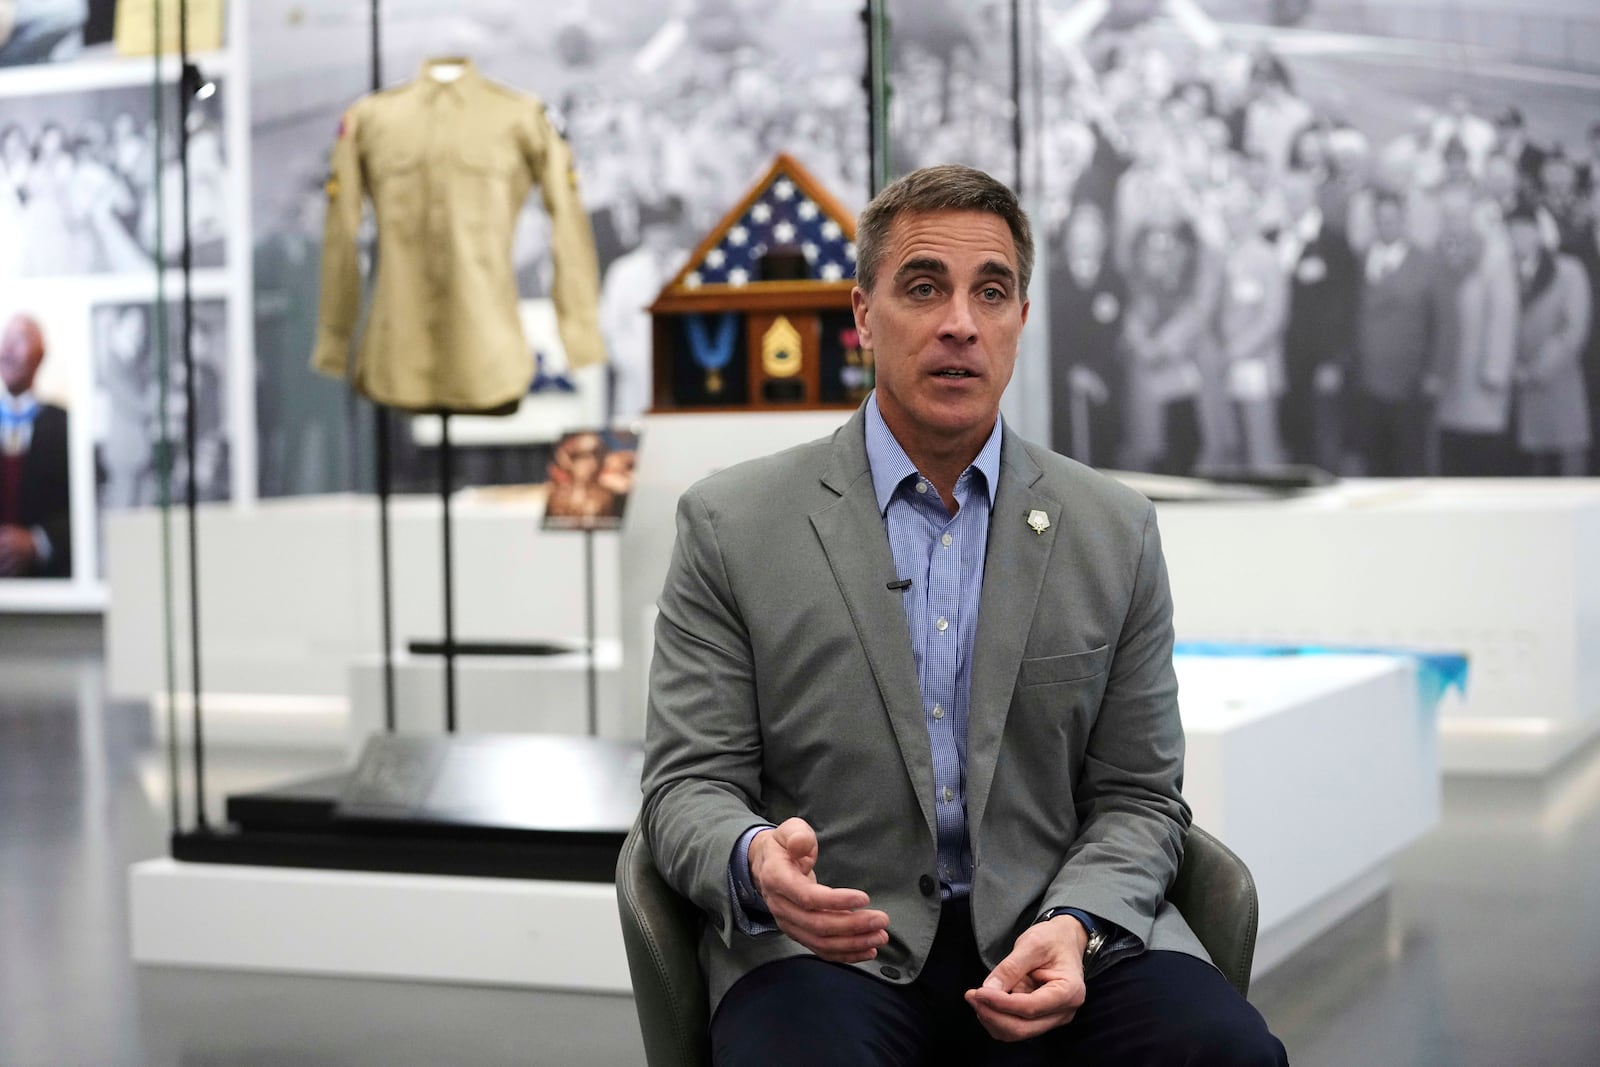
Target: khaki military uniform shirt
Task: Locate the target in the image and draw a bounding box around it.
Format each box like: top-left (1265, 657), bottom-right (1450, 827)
top-left (312, 60), bottom-right (604, 413)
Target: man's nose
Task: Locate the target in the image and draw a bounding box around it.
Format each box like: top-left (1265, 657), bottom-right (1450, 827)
top-left (938, 292), bottom-right (979, 344)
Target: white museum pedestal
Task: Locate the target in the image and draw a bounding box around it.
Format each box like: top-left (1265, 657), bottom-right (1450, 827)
top-left (1158, 479), bottom-right (1600, 776)
top-left (129, 861), bottom-right (630, 993)
top-left (343, 641), bottom-right (623, 750)
top-left (130, 651), bottom-right (1438, 989)
top-left (1176, 653), bottom-right (1438, 975)
top-left (108, 491), bottom-right (628, 748)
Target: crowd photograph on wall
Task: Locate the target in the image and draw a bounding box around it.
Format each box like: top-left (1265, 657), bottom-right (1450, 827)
top-left (1025, 2), bottom-right (1599, 478)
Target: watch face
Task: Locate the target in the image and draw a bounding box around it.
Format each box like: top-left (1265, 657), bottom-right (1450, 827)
top-left (1085, 930), bottom-right (1107, 961)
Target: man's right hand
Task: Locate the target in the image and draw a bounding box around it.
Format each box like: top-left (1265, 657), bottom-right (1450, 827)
top-left (748, 818), bottom-right (890, 964)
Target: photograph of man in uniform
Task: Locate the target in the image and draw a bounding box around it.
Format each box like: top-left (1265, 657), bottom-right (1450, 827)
top-left (542, 429), bottom-right (639, 530)
top-left (0, 312), bottom-right (71, 578)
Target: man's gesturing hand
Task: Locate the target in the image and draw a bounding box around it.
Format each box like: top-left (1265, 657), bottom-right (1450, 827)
top-left (748, 818), bottom-right (890, 964)
top-left (964, 915), bottom-right (1089, 1042)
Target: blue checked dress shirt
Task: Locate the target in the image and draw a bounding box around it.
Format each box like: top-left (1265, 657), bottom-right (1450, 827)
top-left (726, 397), bottom-right (1125, 962)
top-left (727, 393), bottom-right (997, 928)
top-left (726, 399), bottom-right (1126, 966)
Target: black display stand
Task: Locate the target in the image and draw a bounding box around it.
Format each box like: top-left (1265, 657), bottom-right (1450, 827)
top-left (168, 0), bottom-right (209, 833)
top-left (583, 529), bottom-right (598, 735)
top-left (163, 2), bottom-right (647, 883)
top-left (438, 413), bottom-right (458, 731)
top-left (171, 734), bottom-right (642, 882)
top-left (162, 1), bottom-right (896, 882)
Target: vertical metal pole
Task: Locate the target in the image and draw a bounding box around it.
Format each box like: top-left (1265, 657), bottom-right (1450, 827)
top-left (370, 0), bottom-right (397, 732)
top-left (1010, 0), bottom-right (1024, 198)
top-left (375, 419), bottom-right (395, 730)
top-left (153, 0), bottom-right (181, 836)
top-left (177, 0), bottom-right (207, 831)
top-left (863, 0), bottom-right (891, 195)
top-left (440, 416), bottom-right (457, 733)
top-left (584, 529), bottom-right (598, 736)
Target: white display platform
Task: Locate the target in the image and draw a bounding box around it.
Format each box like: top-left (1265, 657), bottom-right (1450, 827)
top-left (129, 652), bottom-right (1437, 989)
top-left (150, 691), bottom-right (349, 751)
top-left (344, 641), bottom-right (622, 755)
top-left (105, 492), bottom-right (629, 734)
top-left (129, 859), bottom-right (630, 993)
top-left (1176, 654), bottom-right (1438, 975)
top-left (1157, 479), bottom-right (1600, 776)
top-left (145, 642), bottom-right (623, 757)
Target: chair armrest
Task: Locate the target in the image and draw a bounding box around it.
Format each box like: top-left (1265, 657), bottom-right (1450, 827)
top-left (1167, 824), bottom-right (1259, 998)
top-left (616, 817), bottom-right (712, 1067)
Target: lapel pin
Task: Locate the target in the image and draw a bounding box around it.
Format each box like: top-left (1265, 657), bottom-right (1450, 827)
top-left (1027, 509), bottom-right (1050, 535)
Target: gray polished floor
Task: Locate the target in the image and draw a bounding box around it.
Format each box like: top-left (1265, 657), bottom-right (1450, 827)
top-left (3, 617), bottom-right (1598, 1065)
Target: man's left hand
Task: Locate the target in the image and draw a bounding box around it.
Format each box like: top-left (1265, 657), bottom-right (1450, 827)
top-left (0, 525), bottom-right (38, 577)
top-left (963, 915), bottom-right (1089, 1042)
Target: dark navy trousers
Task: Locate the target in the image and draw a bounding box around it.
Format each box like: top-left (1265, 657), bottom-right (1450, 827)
top-left (711, 900), bottom-right (1288, 1066)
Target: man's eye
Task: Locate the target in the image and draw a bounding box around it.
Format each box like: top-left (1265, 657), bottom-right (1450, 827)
top-left (981, 287), bottom-right (1005, 301)
top-left (910, 283), bottom-right (936, 298)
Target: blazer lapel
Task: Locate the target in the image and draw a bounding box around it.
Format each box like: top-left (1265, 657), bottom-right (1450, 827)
top-left (966, 432), bottom-right (1058, 838)
top-left (810, 412), bottom-right (938, 844)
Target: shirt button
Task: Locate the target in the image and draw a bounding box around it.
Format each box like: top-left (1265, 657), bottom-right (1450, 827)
top-left (915, 481), bottom-right (928, 494)
top-left (943, 787), bottom-right (954, 803)
top-left (935, 616), bottom-right (948, 632)
top-left (941, 533), bottom-right (953, 548)
top-left (919, 874), bottom-right (936, 897)
top-left (932, 704), bottom-right (944, 721)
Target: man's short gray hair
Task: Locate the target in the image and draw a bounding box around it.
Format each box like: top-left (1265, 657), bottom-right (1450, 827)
top-left (854, 164), bottom-right (1034, 298)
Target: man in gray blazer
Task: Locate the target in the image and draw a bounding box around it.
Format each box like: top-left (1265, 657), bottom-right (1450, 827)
top-left (642, 165), bottom-right (1286, 1065)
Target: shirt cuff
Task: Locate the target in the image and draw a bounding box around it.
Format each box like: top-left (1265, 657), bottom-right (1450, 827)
top-left (1041, 906), bottom-right (1101, 937)
top-left (727, 823), bottom-right (778, 936)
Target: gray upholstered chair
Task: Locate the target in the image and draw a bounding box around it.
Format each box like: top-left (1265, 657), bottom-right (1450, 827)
top-left (616, 818), bottom-right (1259, 1067)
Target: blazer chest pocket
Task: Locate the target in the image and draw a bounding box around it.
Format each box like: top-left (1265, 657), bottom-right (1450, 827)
top-left (1019, 644), bottom-right (1109, 687)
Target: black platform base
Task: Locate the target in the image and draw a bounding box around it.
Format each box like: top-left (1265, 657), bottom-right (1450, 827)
top-left (176, 735), bottom-right (644, 883)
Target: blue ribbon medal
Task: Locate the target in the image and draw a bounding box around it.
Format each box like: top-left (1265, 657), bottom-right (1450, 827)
top-left (685, 313), bottom-right (737, 395)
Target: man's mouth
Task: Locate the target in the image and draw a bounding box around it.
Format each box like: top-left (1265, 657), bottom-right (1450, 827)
top-left (934, 368), bottom-right (976, 378)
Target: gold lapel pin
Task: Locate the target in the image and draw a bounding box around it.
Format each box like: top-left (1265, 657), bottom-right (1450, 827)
top-left (1027, 509), bottom-right (1050, 535)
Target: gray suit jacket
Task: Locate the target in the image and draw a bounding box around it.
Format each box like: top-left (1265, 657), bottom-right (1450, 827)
top-left (642, 405), bottom-right (1208, 1013)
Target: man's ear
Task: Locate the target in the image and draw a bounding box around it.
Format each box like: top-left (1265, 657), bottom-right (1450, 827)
top-left (851, 286), bottom-right (873, 348)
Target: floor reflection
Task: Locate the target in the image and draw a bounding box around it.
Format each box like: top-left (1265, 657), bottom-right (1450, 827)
top-left (3, 617), bottom-right (1598, 1066)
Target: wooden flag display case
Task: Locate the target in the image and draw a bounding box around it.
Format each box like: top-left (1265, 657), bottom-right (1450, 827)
top-left (649, 154), bottom-right (874, 412)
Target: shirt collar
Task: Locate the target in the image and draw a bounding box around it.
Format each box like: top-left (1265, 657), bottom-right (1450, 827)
top-left (0, 390), bottom-right (37, 417)
top-left (864, 392), bottom-right (1002, 515)
top-left (418, 57), bottom-right (479, 101)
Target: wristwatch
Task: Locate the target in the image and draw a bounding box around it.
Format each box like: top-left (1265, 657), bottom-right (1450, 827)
top-left (1038, 906), bottom-right (1107, 965)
